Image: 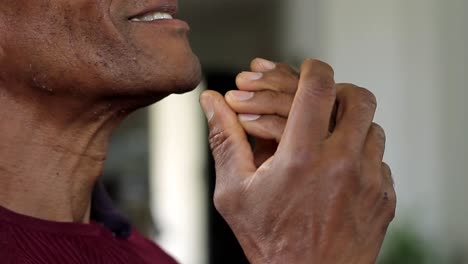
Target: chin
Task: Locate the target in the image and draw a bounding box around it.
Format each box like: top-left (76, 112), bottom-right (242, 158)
top-left (170, 66), bottom-right (203, 95)
top-left (132, 33), bottom-right (203, 96)
top-left (144, 53), bottom-right (202, 96)
top-left (101, 52), bottom-right (203, 108)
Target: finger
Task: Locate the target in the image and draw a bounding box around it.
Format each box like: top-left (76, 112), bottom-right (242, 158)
top-left (236, 71), bottom-right (299, 94)
top-left (200, 91), bottom-right (257, 184)
top-left (238, 114), bottom-right (286, 143)
top-left (236, 65), bottom-right (299, 94)
top-left (331, 84), bottom-right (377, 155)
top-left (250, 58), bottom-right (299, 77)
top-left (381, 162), bottom-right (394, 188)
top-left (249, 58), bottom-right (277, 73)
top-left (362, 123), bottom-right (386, 162)
top-left (225, 90), bottom-right (294, 118)
top-left (360, 123), bottom-right (386, 191)
top-left (277, 59), bottom-right (336, 158)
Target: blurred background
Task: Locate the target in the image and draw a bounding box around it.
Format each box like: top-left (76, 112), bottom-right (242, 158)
top-left (102, 0), bottom-right (468, 263)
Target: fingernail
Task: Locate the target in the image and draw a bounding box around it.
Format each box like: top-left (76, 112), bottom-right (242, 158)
top-left (238, 114), bottom-right (261, 121)
top-left (238, 71), bottom-right (263, 81)
top-left (200, 94), bottom-right (214, 121)
top-left (229, 90), bottom-right (254, 101)
top-left (255, 58), bottom-right (276, 71)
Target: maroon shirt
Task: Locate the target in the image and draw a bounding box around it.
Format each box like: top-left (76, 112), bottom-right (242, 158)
top-left (0, 182), bottom-right (178, 264)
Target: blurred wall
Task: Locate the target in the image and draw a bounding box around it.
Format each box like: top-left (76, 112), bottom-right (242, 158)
top-left (179, 0), bottom-right (282, 71)
top-left (439, 0), bottom-right (468, 256)
top-left (281, 0), bottom-right (468, 259)
top-left (149, 86), bottom-right (208, 264)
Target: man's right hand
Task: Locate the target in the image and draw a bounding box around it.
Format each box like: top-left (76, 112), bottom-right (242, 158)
top-left (199, 59), bottom-right (396, 264)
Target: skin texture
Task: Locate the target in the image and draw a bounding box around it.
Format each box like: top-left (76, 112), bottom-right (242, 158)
top-left (200, 59), bottom-right (396, 263)
top-left (0, 0), bottom-right (201, 222)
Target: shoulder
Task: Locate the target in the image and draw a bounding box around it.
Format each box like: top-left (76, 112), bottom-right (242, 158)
top-left (127, 229), bottom-right (179, 264)
top-left (0, 221), bottom-right (18, 264)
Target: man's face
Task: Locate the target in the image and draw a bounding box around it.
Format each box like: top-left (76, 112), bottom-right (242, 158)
top-left (0, 0), bottom-right (201, 100)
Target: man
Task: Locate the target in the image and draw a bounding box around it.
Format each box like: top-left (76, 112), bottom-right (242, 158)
top-left (0, 0), bottom-right (395, 263)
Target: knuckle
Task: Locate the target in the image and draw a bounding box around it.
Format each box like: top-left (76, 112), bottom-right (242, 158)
top-left (386, 210), bottom-right (396, 223)
top-left (371, 123), bottom-right (386, 144)
top-left (302, 75), bottom-right (335, 98)
top-left (208, 130), bottom-right (233, 213)
top-left (356, 87), bottom-right (377, 110)
top-left (283, 158), bottom-right (303, 173)
top-left (381, 162), bottom-right (394, 185)
top-left (281, 152), bottom-right (310, 173)
top-left (301, 58), bottom-right (335, 76)
top-left (213, 188), bottom-right (229, 213)
top-left (382, 162), bottom-right (392, 175)
top-left (384, 190), bottom-right (397, 221)
top-left (264, 89), bottom-right (280, 102)
top-left (208, 128), bottom-right (236, 168)
top-left (208, 129), bottom-right (228, 153)
top-left (262, 91), bottom-right (293, 114)
top-left (363, 172), bottom-right (386, 201)
top-left (213, 183), bottom-right (243, 215)
top-left (340, 84), bottom-right (377, 112)
top-left (350, 102), bottom-right (376, 121)
top-left (261, 73), bottom-right (282, 91)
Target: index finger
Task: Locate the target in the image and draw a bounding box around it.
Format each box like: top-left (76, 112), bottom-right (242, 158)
top-left (277, 59), bottom-right (336, 161)
top-left (331, 84), bottom-right (377, 155)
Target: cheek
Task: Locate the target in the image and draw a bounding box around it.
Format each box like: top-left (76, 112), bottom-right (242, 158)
top-left (2, 0), bottom-right (133, 94)
top-left (52, 0), bottom-right (145, 89)
top-left (57, 0), bottom-right (127, 66)
top-left (2, 0), bottom-right (201, 98)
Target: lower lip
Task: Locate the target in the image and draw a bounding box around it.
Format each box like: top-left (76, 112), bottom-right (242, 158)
top-left (130, 19), bottom-right (190, 30)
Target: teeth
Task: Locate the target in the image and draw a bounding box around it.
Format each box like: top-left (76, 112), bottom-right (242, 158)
top-left (131, 12), bottom-right (173, 22)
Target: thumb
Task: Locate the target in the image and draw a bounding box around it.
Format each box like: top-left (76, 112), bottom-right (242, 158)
top-left (200, 90), bottom-right (256, 183)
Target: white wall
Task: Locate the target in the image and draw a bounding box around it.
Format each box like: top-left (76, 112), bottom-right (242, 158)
top-left (149, 85), bottom-right (208, 264)
top-left (282, 0), bottom-right (468, 257)
top-left (438, 0), bottom-right (468, 254)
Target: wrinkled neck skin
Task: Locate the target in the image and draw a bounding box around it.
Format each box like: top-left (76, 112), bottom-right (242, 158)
top-left (0, 81), bottom-right (160, 224)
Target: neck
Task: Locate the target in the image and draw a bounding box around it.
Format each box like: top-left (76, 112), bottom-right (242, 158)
top-left (0, 87), bottom-right (137, 223)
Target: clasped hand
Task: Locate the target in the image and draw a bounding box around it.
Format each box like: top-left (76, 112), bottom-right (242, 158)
top-left (200, 59), bottom-right (396, 264)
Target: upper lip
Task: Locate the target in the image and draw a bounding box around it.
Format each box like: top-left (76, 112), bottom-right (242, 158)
top-left (128, 0), bottom-right (178, 20)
